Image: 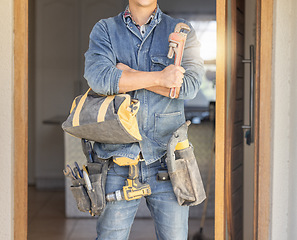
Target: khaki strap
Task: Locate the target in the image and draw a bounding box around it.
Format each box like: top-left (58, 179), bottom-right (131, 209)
top-left (72, 89), bottom-right (91, 127)
top-left (113, 155), bottom-right (140, 166)
top-left (97, 95), bottom-right (115, 123)
top-left (70, 96), bottom-right (79, 114)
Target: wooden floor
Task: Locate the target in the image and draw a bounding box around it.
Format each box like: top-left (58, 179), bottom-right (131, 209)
top-left (28, 187), bottom-right (214, 240)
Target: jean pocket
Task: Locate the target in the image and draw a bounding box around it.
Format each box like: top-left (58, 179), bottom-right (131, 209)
top-left (154, 111), bottom-right (184, 147)
top-left (151, 56), bottom-right (173, 71)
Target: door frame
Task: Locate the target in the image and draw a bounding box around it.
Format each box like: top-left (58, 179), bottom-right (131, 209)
top-left (13, 0), bottom-right (273, 239)
top-left (215, 0), bottom-right (273, 239)
top-left (14, 0), bottom-right (28, 239)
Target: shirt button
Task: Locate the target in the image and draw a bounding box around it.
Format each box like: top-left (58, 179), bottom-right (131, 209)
top-left (137, 44), bottom-right (140, 48)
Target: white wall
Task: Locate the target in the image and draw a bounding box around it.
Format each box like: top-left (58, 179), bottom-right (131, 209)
top-left (271, 0), bottom-right (297, 238)
top-left (0, 0), bottom-right (14, 238)
top-left (287, 0), bottom-right (297, 238)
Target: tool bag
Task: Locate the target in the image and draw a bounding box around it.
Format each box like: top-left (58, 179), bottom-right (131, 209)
top-left (69, 158), bottom-right (110, 216)
top-left (62, 88), bottom-right (142, 144)
top-left (166, 122), bottom-right (206, 206)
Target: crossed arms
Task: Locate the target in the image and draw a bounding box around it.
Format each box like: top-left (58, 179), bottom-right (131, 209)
top-left (84, 20), bottom-right (204, 99)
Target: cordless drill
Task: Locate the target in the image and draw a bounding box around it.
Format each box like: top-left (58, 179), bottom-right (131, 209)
top-left (106, 156), bottom-right (151, 202)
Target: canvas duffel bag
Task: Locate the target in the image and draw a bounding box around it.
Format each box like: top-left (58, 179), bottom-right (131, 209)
top-left (62, 88), bottom-right (142, 144)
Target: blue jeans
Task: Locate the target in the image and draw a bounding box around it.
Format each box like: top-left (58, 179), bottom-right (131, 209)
top-left (96, 160), bottom-right (189, 240)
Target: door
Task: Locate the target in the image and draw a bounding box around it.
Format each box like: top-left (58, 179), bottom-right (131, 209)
top-left (225, 0), bottom-right (245, 239)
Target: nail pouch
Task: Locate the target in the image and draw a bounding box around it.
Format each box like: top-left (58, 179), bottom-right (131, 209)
top-left (85, 160), bottom-right (109, 216)
top-left (70, 178), bottom-right (91, 212)
top-left (169, 145), bottom-right (206, 206)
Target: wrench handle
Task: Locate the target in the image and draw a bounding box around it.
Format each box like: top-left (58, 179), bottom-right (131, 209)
top-left (169, 54), bottom-right (182, 99)
top-left (167, 27), bottom-right (189, 99)
top-left (169, 88), bottom-right (176, 99)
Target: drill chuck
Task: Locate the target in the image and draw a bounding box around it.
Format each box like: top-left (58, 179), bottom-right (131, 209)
top-left (106, 190), bottom-right (125, 202)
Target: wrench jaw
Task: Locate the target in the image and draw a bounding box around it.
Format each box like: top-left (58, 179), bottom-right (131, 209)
top-left (167, 42), bottom-right (178, 59)
top-left (173, 22), bottom-right (191, 33)
top-left (167, 33), bottom-right (188, 62)
top-left (168, 23), bottom-right (191, 61)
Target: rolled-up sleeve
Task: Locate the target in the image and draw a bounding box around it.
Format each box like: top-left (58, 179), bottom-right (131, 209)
top-left (84, 20), bottom-right (123, 95)
top-left (178, 22), bottom-right (205, 100)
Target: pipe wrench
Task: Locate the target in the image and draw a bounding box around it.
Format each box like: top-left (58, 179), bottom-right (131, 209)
top-left (167, 23), bottom-right (191, 99)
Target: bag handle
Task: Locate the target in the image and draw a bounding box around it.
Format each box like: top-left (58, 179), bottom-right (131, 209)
top-left (73, 88), bottom-right (91, 127)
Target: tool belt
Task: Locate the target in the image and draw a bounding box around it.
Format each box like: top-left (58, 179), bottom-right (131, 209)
top-left (62, 88), bottom-right (142, 144)
top-left (68, 158), bottom-right (111, 216)
top-left (166, 122), bottom-right (206, 206)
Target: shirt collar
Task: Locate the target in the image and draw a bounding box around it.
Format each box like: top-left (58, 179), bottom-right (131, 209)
top-left (123, 5), bottom-right (161, 27)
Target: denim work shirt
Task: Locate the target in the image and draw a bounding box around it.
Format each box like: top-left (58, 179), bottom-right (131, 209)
top-left (84, 6), bottom-right (205, 165)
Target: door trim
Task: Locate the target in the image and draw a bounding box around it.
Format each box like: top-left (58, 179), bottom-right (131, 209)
top-left (215, 0), bottom-right (227, 238)
top-left (13, 0), bottom-right (274, 239)
top-left (253, 0), bottom-right (273, 239)
top-left (14, 0), bottom-right (28, 239)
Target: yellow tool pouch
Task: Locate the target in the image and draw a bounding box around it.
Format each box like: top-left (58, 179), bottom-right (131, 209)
top-left (62, 88), bottom-right (142, 144)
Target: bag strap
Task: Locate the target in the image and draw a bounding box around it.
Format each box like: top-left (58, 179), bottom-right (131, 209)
top-left (73, 88), bottom-right (91, 127)
top-left (97, 95), bottom-right (115, 122)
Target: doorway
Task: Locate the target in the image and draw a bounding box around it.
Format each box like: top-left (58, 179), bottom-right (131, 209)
top-left (14, 0), bottom-right (274, 239)
top-left (27, 0), bottom-right (216, 239)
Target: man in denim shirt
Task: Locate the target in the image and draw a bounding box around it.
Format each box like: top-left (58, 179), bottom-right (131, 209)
top-left (84, 0), bottom-right (204, 239)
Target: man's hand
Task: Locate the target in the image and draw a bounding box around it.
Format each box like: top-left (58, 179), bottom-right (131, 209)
top-left (159, 65), bottom-right (185, 89)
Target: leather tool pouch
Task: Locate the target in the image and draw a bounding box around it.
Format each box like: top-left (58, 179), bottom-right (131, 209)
top-left (168, 145), bottom-right (206, 206)
top-left (70, 160), bottom-right (109, 216)
top-left (70, 178), bottom-right (90, 212)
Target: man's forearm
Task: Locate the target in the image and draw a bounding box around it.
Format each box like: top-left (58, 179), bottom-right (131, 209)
top-left (117, 63), bottom-right (183, 98)
top-left (118, 70), bottom-right (161, 93)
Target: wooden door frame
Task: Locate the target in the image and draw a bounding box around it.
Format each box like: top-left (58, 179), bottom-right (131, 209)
top-left (13, 0), bottom-right (273, 239)
top-left (253, 0), bottom-right (273, 239)
top-left (215, 0), bottom-right (273, 239)
top-left (215, 0), bottom-right (227, 238)
top-left (14, 0), bottom-right (28, 239)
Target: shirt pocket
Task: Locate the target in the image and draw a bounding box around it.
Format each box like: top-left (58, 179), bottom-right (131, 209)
top-left (154, 111), bottom-right (184, 147)
top-left (150, 56), bottom-right (174, 71)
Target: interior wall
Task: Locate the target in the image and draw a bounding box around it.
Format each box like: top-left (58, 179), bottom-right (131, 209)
top-left (0, 0), bottom-right (14, 238)
top-left (288, 1), bottom-right (297, 236)
top-left (31, 0), bottom-right (125, 188)
top-left (271, 0), bottom-right (297, 238)
top-left (243, 0), bottom-right (256, 239)
top-left (158, 0), bottom-right (215, 15)
top-left (288, 0), bottom-right (297, 237)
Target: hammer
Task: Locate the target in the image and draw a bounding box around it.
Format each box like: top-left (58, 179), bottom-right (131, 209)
top-left (167, 23), bottom-right (191, 99)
